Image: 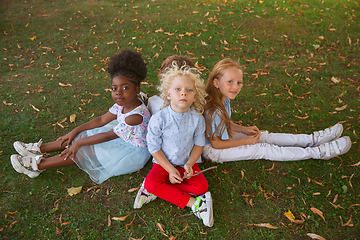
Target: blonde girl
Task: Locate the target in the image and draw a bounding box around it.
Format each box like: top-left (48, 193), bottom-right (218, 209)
top-left (202, 58), bottom-right (351, 163)
top-left (135, 62), bottom-right (213, 227)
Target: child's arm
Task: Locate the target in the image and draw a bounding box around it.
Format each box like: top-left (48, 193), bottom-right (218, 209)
top-left (184, 145), bottom-right (204, 177)
top-left (209, 134), bottom-right (260, 149)
top-left (152, 150), bottom-right (183, 184)
top-left (230, 122), bottom-right (260, 136)
top-left (58, 112), bottom-right (117, 147)
top-left (60, 129), bottom-right (118, 160)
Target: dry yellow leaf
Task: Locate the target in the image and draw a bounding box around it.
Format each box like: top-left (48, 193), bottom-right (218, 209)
top-left (335, 104), bottom-right (348, 111)
top-left (311, 207), bottom-right (326, 222)
top-left (67, 186), bottom-right (82, 196)
top-left (70, 114), bottom-right (76, 123)
top-left (251, 223), bottom-right (278, 229)
top-left (59, 82), bottom-right (72, 87)
top-left (128, 186), bottom-right (140, 193)
top-left (307, 233), bottom-right (326, 240)
top-left (112, 213), bottom-right (131, 221)
top-left (284, 210), bottom-right (295, 222)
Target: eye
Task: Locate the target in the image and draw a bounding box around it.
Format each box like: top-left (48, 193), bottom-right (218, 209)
top-left (175, 88), bottom-right (180, 91)
top-left (228, 80), bottom-right (233, 84)
top-left (238, 81), bottom-right (243, 86)
top-left (188, 89), bottom-right (193, 92)
top-left (112, 87), bottom-right (117, 91)
top-left (122, 86), bottom-right (129, 90)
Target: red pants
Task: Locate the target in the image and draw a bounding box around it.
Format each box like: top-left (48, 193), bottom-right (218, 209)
top-left (144, 163), bottom-right (208, 209)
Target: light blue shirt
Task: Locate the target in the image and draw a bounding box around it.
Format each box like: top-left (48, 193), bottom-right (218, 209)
top-left (205, 98), bottom-right (231, 145)
top-left (147, 106), bottom-right (206, 167)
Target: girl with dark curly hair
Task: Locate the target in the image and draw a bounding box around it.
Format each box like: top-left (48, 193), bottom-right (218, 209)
top-left (11, 50), bottom-right (152, 184)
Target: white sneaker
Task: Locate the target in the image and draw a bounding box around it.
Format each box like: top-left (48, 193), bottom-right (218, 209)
top-left (10, 154), bottom-right (43, 178)
top-left (191, 192), bottom-right (214, 227)
top-left (313, 124), bottom-right (343, 146)
top-left (133, 180), bottom-right (157, 209)
top-left (13, 139), bottom-right (42, 158)
top-left (318, 136), bottom-right (352, 160)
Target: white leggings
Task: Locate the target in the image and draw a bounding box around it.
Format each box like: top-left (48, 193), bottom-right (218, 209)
top-left (202, 131), bottom-right (321, 162)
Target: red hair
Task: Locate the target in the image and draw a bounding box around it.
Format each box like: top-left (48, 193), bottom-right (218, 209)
top-left (204, 58), bottom-right (243, 140)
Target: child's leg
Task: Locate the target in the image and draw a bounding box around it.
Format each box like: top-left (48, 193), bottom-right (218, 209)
top-left (37, 155), bottom-right (75, 170)
top-left (40, 139), bottom-right (68, 153)
top-left (203, 142), bottom-right (320, 162)
top-left (144, 163), bottom-right (192, 209)
top-left (259, 131), bottom-right (313, 147)
top-left (232, 131), bottom-right (313, 147)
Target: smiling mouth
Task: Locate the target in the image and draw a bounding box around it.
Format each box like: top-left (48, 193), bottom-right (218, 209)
top-left (180, 99), bottom-right (187, 102)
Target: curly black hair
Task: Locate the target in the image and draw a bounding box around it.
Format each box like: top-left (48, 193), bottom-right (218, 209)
top-left (107, 49), bottom-right (147, 87)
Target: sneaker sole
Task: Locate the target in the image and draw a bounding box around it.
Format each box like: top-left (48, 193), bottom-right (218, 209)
top-left (323, 136), bottom-right (352, 160)
top-left (10, 155), bottom-right (40, 178)
top-left (205, 192), bottom-right (214, 227)
top-left (13, 142), bottom-right (40, 158)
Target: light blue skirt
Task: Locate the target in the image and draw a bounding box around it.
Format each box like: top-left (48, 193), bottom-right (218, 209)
top-left (72, 121), bottom-right (151, 184)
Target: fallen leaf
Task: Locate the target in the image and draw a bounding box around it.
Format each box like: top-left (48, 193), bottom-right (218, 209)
top-left (156, 222), bottom-right (169, 237)
top-left (56, 227), bottom-right (62, 235)
top-left (59, 82), bottom-right (72, 87)
top-left (311, 207), bottom-right (326, 222)
top-left (3, 101), bottom-right (13, 106)
top-left (265, 163), bottom-right (274, 171)
top-left (67, 186), bottom-right (82, 196)
top-left (307, 233), bottom-right (326, 240)
top-left (313, 44), bottom-right (320, 50)
top-left (30, 104), bottom-right (40, 112)
top-left (331, 77), bottom-right (341, 83)
top-left (29, 36), bottom-right (36, 41)
top-left (284, 210), bottom-right (295, 222)
top-left (112, 213), bottom-right (131, 221)
top-left (70, 114), bottom-right (76, 123)
top-left (340, 215), bottom-right (354, 227)
top-left (128, 186), bottom-right (140, 192)
top-left (335, 104), bottom-right (347, 111)
top-left (174, 223), bottom-right (188, 233)
top-left (250, 223), bottom-right (278, 229)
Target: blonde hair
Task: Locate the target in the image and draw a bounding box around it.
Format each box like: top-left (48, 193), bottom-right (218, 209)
top-left (204, 58), bottom-right (243, 139)
top-left (158, 61), bottom-right (207, 114)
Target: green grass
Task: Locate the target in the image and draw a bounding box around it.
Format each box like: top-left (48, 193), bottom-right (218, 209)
top-left (1, 0), bottom-right (359, 239)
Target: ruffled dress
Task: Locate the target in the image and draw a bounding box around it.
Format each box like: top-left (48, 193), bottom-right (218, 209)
top-left (72, 103), bottom-right (151, 184)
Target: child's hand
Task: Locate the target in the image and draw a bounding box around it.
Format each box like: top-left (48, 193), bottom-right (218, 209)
top-left (183, 163), bottom-right (194, 178)
top-left (59, 142), bottom-right (81, 161)
top-left (244, 133), bottom-right (260, 145)
top-left (169, 168), bottom-right (183, 184)
top-left (246, 126), bottom-right (260, 136)
top-left (58, 131), bottom-right (78, 147)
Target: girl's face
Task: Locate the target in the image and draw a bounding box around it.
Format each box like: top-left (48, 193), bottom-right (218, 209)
top-left (111, 75), bottom-right (140, 111)
top-left (167, 75), bottom-right (196, 113)
top-left (213, 66), bottom-right (243, 102)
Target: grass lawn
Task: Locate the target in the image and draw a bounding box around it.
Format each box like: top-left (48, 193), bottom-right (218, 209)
top-left (1, 0), bottom-right (359, 239)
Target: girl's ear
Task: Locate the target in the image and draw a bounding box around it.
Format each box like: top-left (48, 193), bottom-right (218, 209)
top-left (213, 78), bottom-right (219, 88)
top-left (136, 86), bottom-right (141, 95)
top-left (167, 91), bottom-right (171, 100)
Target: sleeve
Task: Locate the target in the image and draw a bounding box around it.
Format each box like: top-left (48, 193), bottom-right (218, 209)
top-left (146, 114), bottom-right (163, 154)
top-left (210, 110), bottom-right (230, 141)
top-left (109, 103), bottom-right (119, 115)
top-left (193, 115), bottom-right (206, 147)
